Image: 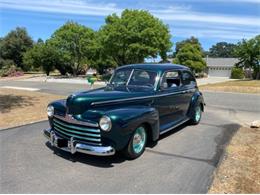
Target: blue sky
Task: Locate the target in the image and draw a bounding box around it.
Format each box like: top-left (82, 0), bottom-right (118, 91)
top-left (0, 0), bottom-right (259, 51)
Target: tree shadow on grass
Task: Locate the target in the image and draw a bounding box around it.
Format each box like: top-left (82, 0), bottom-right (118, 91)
top-left (0, 94), bottom-right (39, 113)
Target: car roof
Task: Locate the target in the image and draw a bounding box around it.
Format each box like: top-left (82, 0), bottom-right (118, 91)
top-left (116, 63), bottom-right (189, 71)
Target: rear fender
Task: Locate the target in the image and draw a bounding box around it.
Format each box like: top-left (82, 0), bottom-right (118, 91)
top-left (187, 91), bottom-right (205, 118)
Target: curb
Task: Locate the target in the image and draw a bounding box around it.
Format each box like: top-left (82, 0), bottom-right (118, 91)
top-left (200, 90), bottom-right (260, 96)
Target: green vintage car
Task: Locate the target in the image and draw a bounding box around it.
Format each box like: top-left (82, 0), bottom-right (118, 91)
top-left (43, 64), bottom-right (205, 159)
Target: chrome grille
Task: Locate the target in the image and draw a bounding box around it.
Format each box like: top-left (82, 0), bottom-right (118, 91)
top-left (53, 116), bottom-right (101, 145)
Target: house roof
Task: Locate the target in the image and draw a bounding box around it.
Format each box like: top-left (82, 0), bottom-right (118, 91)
top-left (204, 58), bottom-right (239, 67)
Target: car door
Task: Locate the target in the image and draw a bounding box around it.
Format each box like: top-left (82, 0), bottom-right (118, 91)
top-left (154, 70), bottom-right (186, 131)
top-left (179, 70), bottom-right (197, 116)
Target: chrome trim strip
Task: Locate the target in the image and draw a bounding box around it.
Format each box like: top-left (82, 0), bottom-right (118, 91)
top-left (43, 128), bottom-right (115, 156)
top-left (154, 74), bottom-right (161, 91)
top-left (159, 118), bottom-right (190, 135)
top-left (126, 69), bottom-right (134, 85)
top-left (54, 114), bottom-right (99, 127)
top-left (91, 88), bottom-right (195, 106)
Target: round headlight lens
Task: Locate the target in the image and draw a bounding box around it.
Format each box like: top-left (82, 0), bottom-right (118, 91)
top-left (47, 105), bottom-right (54, 117)
top-left (99, 116), bottom-right (112, 131)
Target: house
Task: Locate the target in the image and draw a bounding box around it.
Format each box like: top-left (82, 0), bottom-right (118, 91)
top-left (205, 58), bottom-right (239, 78)
top-left (85, 68), bottom-right (97, 76)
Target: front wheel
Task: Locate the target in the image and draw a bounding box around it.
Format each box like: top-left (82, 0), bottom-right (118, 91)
top-left (190, 103), bottom-right (202, 125)
top-left (123, 126), bottom-right (147, 159)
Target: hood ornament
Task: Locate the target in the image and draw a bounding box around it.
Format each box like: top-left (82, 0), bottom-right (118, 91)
top-left (65, 113), bottom-right (75, 121)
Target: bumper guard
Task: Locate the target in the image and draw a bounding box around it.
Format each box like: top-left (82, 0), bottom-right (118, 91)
top-left (43, 128), bottom-right (115, 156)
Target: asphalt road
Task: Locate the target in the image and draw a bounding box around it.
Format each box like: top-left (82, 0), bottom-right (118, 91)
top-left (1, 81), bottom-right (260, 193)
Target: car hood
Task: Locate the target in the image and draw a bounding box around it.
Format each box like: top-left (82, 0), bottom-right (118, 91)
top-left (66, 85), bottom-right (154, 114)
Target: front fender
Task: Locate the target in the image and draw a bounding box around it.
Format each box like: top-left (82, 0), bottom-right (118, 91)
top-left (48, 99), bottom-right (66, 126)
top-left (101, 106), bottom-right (159, 150)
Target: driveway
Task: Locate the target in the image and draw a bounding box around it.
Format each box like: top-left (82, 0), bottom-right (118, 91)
top-left (1, 90), bottom-right (259, 193)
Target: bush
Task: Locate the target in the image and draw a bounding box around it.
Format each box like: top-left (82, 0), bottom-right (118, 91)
top-left (0, 59), bottom-right (14, 69)
top-left (0, 63), bottom-right (24, 77)
top-left (101, 73), bottom-right (112, 81)
top-left (231, 67), bottom-right (244, 79)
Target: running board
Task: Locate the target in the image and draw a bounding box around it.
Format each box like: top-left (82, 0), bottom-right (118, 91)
top-left (159, 118), bottom-right (190, 135)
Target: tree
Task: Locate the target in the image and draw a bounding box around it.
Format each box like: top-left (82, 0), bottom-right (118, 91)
top-left (0, 27), bottom-right (33, 70)
top-left (208, 42), bottom-right (236, 57)
top-left (49, 21), bottom-right (96, 76)
top-left (23, 41), bottom-right (63, 76)
top-left (235, 35), bottom-right (260, 79)
top-left (99, 9), bottom-right (172, 66)
top-left (174, 36), bottom-right (202, 57)
top-left (37, 38), bottom-right (44, 44)
top-left (173, 42), bottom-right (206, 73)
top-left (88, 31), bottom-right (117, 74)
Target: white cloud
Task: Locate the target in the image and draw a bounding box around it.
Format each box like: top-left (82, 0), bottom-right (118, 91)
top-left (0, 0), bottom-right (259, 40)
top-left (1, 0), bottom-right (259, 27)
top-left (171, 27), bottom-right (258, 39)
top-left (152, 7), bottom-right (260, 27)
top-left (209, 0), bottom-right (260, 3)
top-left (0, 0), bottom-right (121, 16)
top-left (157, 0), bottom-right (260, 3)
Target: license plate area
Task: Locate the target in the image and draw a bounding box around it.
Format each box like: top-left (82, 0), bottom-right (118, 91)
top-left (57, 139), bottom-right (68, 148)
top-left (50, 131), bottom-right (68, 148)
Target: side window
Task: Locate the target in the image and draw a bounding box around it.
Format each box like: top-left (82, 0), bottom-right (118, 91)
top-left (161, 70), bottom-right (181, 90)
top-left (182, 71), bottom-right (196, 86)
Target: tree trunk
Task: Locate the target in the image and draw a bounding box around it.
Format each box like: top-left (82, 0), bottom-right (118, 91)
top-left (256, 72), bottom-right (260, 80)
top-left (256, 69), bottom-right (260, 80)
top-left (73, 69), bottom-right (77, 77)
top-left (73, 62), bottom-right (78, 77)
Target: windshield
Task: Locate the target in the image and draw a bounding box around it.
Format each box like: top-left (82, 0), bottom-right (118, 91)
top-left (110, 69), bottom-right (157, 88)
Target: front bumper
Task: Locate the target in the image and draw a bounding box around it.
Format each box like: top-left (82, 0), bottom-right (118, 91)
top-left (43, 128), bottom-right (115, 156)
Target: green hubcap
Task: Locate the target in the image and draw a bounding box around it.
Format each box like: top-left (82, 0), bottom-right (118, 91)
top-left (195, 106), bottom-right (201, 122)
top-left (132, 127), bottom-right (146, 154)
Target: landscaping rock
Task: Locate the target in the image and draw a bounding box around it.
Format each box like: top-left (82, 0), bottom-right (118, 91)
top-left (250, 120), bottom-right (260, 128)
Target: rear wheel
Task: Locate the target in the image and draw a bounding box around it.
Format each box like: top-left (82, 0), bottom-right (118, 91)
top-left (190, 103), bottom-right (202, 125)
top-left (123, 126), bottom-right (147, 159)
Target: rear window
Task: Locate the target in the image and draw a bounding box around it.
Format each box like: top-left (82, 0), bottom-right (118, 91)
top-left (182, 71), bottom-right (196, 85)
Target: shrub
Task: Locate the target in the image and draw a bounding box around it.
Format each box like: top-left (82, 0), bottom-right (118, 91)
top-left (101, 73), bottom-right (112, 81)
top-left (0, 59), bottom-right (14, 69)
top-left (231, 67), bottom-right (244, 79)
top-left (0, 63), bottom-right (24, 77)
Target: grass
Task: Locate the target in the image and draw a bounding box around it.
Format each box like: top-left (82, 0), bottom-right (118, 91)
top-left (209, 127), bottom-right (260, 193)
top-left (0, 88), bottom-right (64, 129)
top-left (200, 80), bottom-right (260, 94)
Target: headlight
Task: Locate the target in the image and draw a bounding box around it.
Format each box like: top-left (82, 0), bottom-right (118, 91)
top-left (99, 116), bottom-right (112, 131)
top-left (47, 105), bottom-right (54, 117)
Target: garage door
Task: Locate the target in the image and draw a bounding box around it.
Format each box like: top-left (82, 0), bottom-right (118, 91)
top-left (208, 68), bottom-right (231, 77)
